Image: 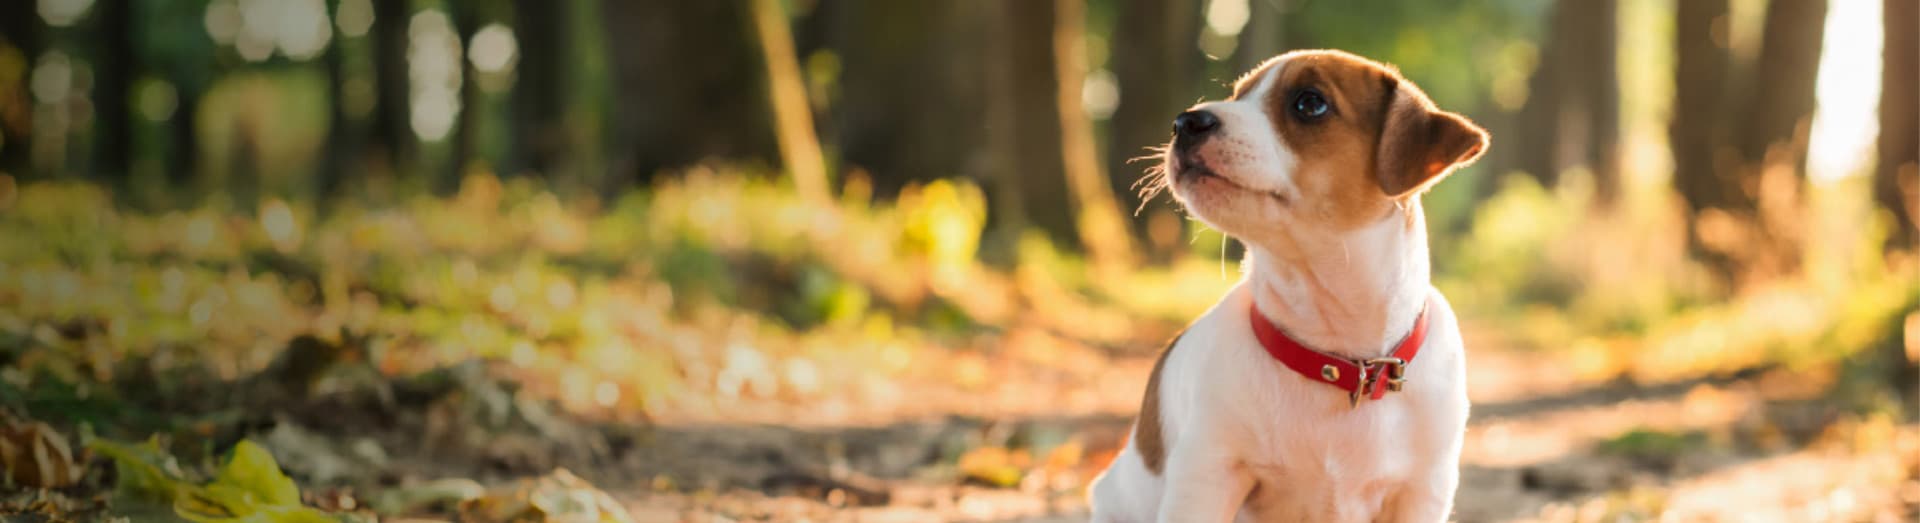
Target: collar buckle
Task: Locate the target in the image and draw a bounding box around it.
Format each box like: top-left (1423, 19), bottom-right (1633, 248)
top-left (1347, 357), bottom-right (1408, 408)
top-left (1364, 356), bottom-right (1408, 392)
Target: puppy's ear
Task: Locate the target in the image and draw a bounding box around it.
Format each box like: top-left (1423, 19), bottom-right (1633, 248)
top-left (1375, 82), bottom-right (1488, 198)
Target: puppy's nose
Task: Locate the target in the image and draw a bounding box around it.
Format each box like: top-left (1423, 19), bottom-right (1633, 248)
top-left (1173, 110), bottom-right (1221, 140)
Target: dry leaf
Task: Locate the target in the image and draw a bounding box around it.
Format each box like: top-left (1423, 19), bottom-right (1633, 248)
top-left (0, 420), bottom-right (82, 488)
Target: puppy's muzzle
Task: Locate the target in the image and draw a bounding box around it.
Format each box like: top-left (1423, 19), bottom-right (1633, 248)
top-left (1172, 110), bottom-right (1220, 151)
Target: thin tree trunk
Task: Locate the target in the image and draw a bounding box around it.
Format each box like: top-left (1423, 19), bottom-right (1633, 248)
top-left (0, 1), bottom-right (36, 179)
top-left (320, 11), bottom-right (357, 201)
top-left (750, 0), bottom-right (829, 204)
top-left (603, 0), bottom-right (774, 186)
top-left (1878, 0), bottom-right (1918, 251)
top-left (1236, 0), bottom-right (1286, 75)
top-left (513, 0), bottom-right (558, 178)
top-left (1517, 0), bottom-right (1619, 206)
top-left (998, 0), bottom-right (1076, 245)
top-left (1740, 0), bottom-right (1826, 280)
top-left (1738, 0), bottom-right (1828, 174)
top-left (975, 0), bottom-right (1026, 264)
top-left (95, 0), bottom-right (134, 182)
top-left (448, 2), bottom-right (481, 194)
top-left (1670, 0), bottom-right (1742, 282)
top-left (1109, 0), bottom-right (1202, 254)
top-left (1577, 0), bottom-right (1621, 205)
top-left (371, 0), bottom-right (413, 182)
top-left (1055, 0), bottom-right (1138, 268)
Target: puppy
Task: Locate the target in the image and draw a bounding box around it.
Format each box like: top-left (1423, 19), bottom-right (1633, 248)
top-left (1087, 50), bottom-right (1488, 522)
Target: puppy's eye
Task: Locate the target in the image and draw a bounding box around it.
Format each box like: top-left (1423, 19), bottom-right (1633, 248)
top-left (1293, 89), bottom-right (1330, 120)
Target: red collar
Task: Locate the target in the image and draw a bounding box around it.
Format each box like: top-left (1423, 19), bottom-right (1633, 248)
top-left (1248, 295), bottom-right (1434, 407)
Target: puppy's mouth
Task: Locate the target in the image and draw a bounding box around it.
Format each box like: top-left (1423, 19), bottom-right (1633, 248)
top-left (1170, 153), bottom-right (1291, 205)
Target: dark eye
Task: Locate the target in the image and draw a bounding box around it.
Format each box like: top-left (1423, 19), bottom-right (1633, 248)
top-left (1293, 89), bottom-right (1330, 120)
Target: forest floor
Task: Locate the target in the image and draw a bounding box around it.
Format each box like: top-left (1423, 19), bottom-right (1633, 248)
top-left (1, 174), bottom-right (1915, 522)
top-left (614, 324), bottom-right (1920, 523)
top-left (7, 316), bottom-right (1915, 523)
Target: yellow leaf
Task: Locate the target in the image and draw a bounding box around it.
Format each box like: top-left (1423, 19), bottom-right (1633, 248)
top-left (214, 440), bottom-right (303, 507)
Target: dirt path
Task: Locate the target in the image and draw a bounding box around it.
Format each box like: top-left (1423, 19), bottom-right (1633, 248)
top-left (610, 344), bottom-right (1919, 522)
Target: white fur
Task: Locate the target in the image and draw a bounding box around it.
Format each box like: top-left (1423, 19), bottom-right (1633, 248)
top-left (1088, 57), bottom-right (1470, 523)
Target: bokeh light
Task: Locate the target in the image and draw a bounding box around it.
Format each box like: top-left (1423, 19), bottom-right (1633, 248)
top-left (36, 0), bottom-right (94, 28)
top-left (407, 9), bottom-right (463, 142)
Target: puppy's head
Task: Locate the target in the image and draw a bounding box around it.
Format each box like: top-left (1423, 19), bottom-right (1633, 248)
top-left (1152, 50), bottom-right (1487, 241)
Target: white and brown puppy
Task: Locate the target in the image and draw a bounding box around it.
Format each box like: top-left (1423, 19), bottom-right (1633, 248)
top-left (1088, 50), bottom-right (1488, 522)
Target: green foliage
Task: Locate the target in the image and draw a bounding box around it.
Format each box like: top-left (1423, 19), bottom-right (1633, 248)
top-left (93, 438), bottom-right (350, 522)
top-left (1288, 0), bottom-right (1546, 110)
top-left (1598, 428), bottom-right (1709, 463)
top-left (90, 438), bottom-right (194, 504)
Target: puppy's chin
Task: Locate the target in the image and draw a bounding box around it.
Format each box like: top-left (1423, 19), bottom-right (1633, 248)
top-left (1169, 163), bottom-right (1288, 240)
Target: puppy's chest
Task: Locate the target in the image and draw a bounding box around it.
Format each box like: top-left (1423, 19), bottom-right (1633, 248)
top-left (1236, 405), bottom-right (1419, 518)
top-left (1243, 402), bottom-right (1418, 479)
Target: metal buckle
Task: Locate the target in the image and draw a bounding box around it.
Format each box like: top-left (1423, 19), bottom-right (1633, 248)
top-left (1365, 357), bottom-right (1408, 392)
top-left (1348, 357), bottom-right (1408, 408)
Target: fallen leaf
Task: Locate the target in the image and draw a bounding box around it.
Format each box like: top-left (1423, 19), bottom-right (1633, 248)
top-left (0, 420), bottom-right (82, 488)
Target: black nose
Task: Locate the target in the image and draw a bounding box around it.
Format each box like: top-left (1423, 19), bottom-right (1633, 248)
top-left (1173, 110), bottom-right (1221, 139)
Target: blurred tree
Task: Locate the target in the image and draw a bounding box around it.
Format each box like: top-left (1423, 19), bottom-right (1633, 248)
top-left (512, 0), bottom-right (559, 178)
top-left (94, 0), bottom-right (134, 182)
top-left (603, 0), bottom-right (775, 185)
top-left (1514, 0), bottom-right (1620, 205)
top-left (1737, 0), bottom-right (1827, 175)
top-left (750, 0), bottom-right (830, 204)
top-left (1108, 0), bottom-right (1202, 255)
top-left (370, 0), bottom-right (414, 184)
top-left (1056, 0), bottom-right (1138, 268)
top-left (129, 0), bottom-right (216, 204)
top-left (1878, 0), bottom-right (1918, 251)
top-left (447, 0), bottom-right (518, 192)
top-left (830, 0), bottom-right (982, 193)
top-left (322, 0), bottom-right (367, 200)
top-left (1671, 0), bottom-right (1827, 289)
top-left (1670, 0), bottom-right (1738, 214)
top-left (1671, 0), bottom-right (1747, 287)
top-left (0, 0), bottom-right (36, 178)
top-left (1234, 0), bottom-right (1288, 74)
top-left (1003, 0), bottom-right (1077, 247)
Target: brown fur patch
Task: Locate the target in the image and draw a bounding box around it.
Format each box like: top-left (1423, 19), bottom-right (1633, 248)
top-left (1236, 50), bottom-right (1487, 229)
top-left (1133, 329), bottom-right (1184, 475)
top-left (1376, 86), bottom-right (1489, 197)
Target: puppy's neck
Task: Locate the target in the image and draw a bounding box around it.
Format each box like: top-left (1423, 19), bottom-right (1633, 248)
top-left (1243, 204), bottom-right (1431, 360)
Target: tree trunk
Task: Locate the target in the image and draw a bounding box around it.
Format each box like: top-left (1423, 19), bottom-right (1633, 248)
top-left (320, 12), bottom-right (357, 201)
top-left (976, 0), bottom-right (1026, 263)
top-left (1108, 0), bottom-right (1202, 254)
top-left (1878, 0), bottom-right (1918, 251)
top-left (1670, 0), bottom-right (1742, 282)
top-left (1005, 0), bottom-right (1076, 245)
top-left (1738, 0), bottom-right (1826, 280)
top-left (447, 2), bottom-right (481, 194)
top-left (830, 0), bottom-right (980, 195)
top-left (749, 0), bottom-right (830, 204)
top-left (94, 0), bottom-right (135, 182)
top-left (371, 0), bottom-right (414, 182)
top-left (1738, 0), bottom-right (1827, 174)
top-left (512, 0), bottom-right (558, 178)
top-left (1517, 0), bottom-right (1620, 205)
top-left (1576, 0), bottom-right (1621, 205)
top-left (1055, 0), bottom-right (1138, 268)
top-left (0, 0), bottom-right (35, 179)
top-left (602, 0), bottom-right (774, 185)
top-left (1236, 0), bottom-right (1286, 75)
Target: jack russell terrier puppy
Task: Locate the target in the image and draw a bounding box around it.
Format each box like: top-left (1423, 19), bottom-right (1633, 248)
top-left (1088, 50), bottom-right (1488, 522)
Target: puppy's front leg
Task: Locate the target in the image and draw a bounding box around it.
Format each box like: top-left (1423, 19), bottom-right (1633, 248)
top-left (1154, 444), bottom-right (1253, 522)
top-left (1378, 467), bottom-right (1459, 523)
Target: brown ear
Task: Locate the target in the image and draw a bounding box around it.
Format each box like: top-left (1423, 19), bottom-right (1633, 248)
top-left (1375, 83), bottom-right (1489, 198)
